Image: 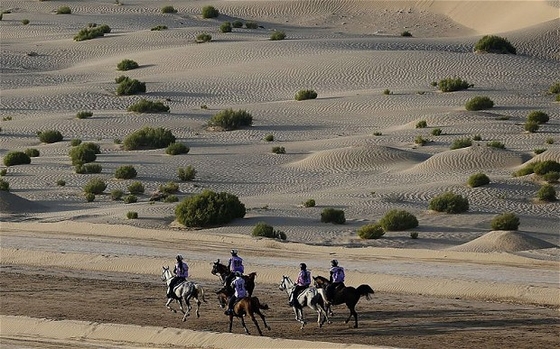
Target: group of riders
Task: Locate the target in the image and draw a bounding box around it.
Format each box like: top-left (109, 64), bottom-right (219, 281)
top-left (166, 249), bottom-right (346, 314)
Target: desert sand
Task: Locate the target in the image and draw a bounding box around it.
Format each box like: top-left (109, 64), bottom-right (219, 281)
top-left (1, 1), bottom-right (559, 348)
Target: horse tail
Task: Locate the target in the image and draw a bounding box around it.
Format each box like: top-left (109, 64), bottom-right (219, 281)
top-left (198, 284), bottom-right (207, 303)
top-left (252, 297), bottom-right (269, 310)
top-left (357, 284), bottom-right (375, 300)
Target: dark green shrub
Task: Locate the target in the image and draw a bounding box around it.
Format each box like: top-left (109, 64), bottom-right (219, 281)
top-left (166, 143), bottom-right (190, 155)
top-left (56, 6), bottom-right (71, 14)
top-left (3, 151), bottom-right (31, 166)
top-left (151, 25), bottom-right (168, 31)
top-left (116, 79), bottom-right (146, 95)
top-left (556, 94), bottom-right (560, 102)
top-left (497, 115), bottom-right (510, 120)
top-left (491, 213), bottom-right (519, 230)
top-left (117, 59), bottom-right (139, 71)
top-left (69, 142), bottom-right (99, 165)
top-left (527, 111), bottom-right (549, 124)
top-left (472, 134), bottom-right (482, 141)
top-left (220, 22), bottom-right (232, 33)
top-left (127, 181), bottom-right (144, 194)
top-left (115, 75), bottom-right (129, 83)
top-left (232, 20), bottom-right (243, 28)
top-left (74, 25), bottom-right (111, 41)
top-left (379, 209), bottom-right (418, 231)
top-left (159, 181), bottom-right (179, 194)
top-left (545, 138), bottom-right (554, 144)
top-left (175, 190), bottom-right (246, 227)
top-left (127, 211), bottom-right (138, 219)
top-left (56, 179), bottom-right (66, 186)
top-left (383, 89), bottom-right (392, 95)
top-left (429, 192), bottom-right (469, 213)
top-left (270, 31), bottom-right (286, 40)
top-left (534, 148), bottom-right (547, 155)
top-left (536, 184), bottom-right (556, 202)
top-left (70, 139), bottom-right (82, 146)
top-left (123, 126), bottom-right (175, 150)
top-left (415, 120), bottom-right (427, 128)
top-left (83, 178), bottom-right (107, 194)
top-left (450, 138), bottom-right (472, 150)
top-left (123, 194), bottom-right (138, 204)
top-left (303, 199), bottom-right (315, 207)
top-left (111, 189), bottom-right (124, 200)
top-left (549, 82), bottom-right (560, 94)
top-left (533, 160), bottom-right (560, 176)
top-left (524, 121), bottom-right (539, 133)
top-left (487, 141), bottom-right (505, 149)
top-left (467, 172), bottom-right (490, 187)
top-left (295, 89), bottom-right (318, 101)
top-left (164, 195), bottom-right (179, 203)
top-left (251, 222), bottom-right (286, 240)
top-left (320, 208), bottom-right (346, 224)
top-left (415, 136), bottom-right (428, 146)
top-left (373, 132), bottom-right (382, 136)
top-left (543, 172), bottom-right (560, 184)
top-left (431, 128), bottom-right (442, 136)
top-left (115, 165), bottom-right (137, 179)
top-left (38, 130), bottom-right (63, 143)
top-left (196, 33), bottom-right (212, 43)
top-left (438, 77), bottom-right (473, 92)
top-left (514, 162), bottom-right (536, 177)
top-left (127, 99), bottom-right (169, 113)
top-left (161, 6), bottom-right (177, 14)
top-left (264, 134), bottom-right (274, 142)
top-left (76, 163), bottom-right (102, 174)
top-left (410, 232), bottom-right (419, 239)
top-left (21, 19), bottom-right (30, 25)
top-left (208, 109), bottom-right (253, 130)
top-left (178, 166), bottom-right (196, 181)
top-left (465, 96), bottom-right (494, 111)
top-left (0, 179), bottom-right (9, 191)
top-left (357, 223), bottom-right (384, 239)
top-left (24, 148), bottom-right (40, 157)
top-left (85, 193), bottom-right (95, 202)
top-left (401, 31), bottom-right (412, 37)
top-left (474, 35), bottom-right (516, 54)
top-left (272, 146), bottom-right (286, 154)
top-left (201, 6), bottom-right (219, 18)
top-left (245, 21), bottom-right (258, 29)
top-left (0, 169), bottom-right (6, 176)
top-left (76, 111), bottom-right (93, 119)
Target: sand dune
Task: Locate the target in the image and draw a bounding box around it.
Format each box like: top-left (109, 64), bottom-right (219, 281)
top-left (448, 230), bottom-right (559, 253)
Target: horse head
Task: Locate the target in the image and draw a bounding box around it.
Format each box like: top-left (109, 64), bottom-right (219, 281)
top-left (313, 275), bottom-right (329, 288)
top-left (279, 275), bottom-right (294, 292)
top-left (215, 287), bottom-right (229, 308)
top-left (161, 266), bottom-right (172, 282)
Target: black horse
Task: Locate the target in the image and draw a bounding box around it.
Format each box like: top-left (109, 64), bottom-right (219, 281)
top-left (313, 275), bottom-right (374, 328)
top-left (211, 259), bottom-right (256, 296)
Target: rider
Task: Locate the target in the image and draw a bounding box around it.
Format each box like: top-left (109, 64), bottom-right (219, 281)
top-left (225, 271), bottom-right (247, 315)
top-left (225, 249), bottom-right (244, 288)
top-left (289, 263), bottom-right (311, 306)
top-left (167, 254), bottom-right (189, 298)
top-left (326, 259), bottom-right (345, 302)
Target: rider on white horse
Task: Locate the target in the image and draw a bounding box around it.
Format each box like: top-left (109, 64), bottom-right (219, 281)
top-left (167, 254), bottom-right (189, 298)
top-left (289, 263), bottom-right (311, 306)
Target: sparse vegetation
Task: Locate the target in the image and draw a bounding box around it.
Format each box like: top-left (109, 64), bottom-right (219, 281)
top-left (75, 163), bottom-right (102, 174)
top-left (467, 172), bottom-right (490, 187)
top-left (415, 120), bottom-right (427, 128)
top-left (196, 33), bottom-right (212, 43)
top-left (357, 223), bottom-right (385, 239)
top-left (491, 213), bottom-right (520, 230)
top-left (549, 82), bottom-right (560, 95)
top-left (115, 165), bottom-right (137, 179)
top-left (410, 232), bottom-right (419, 239)
top-left (21, 19), bottom-right (30, 25)
top-left (533, 160), bottom-right (560, 176)
top-left (487, 141), bottom-right (505, 149)
top-left (159, 181), bottom-right (179, 194)
top-left (3, 151), bottom-right (31, 167)
top-left (175, 190), bottom-right (246, 227)
top-left (527, 111), bottom-right (549, 124)
top-left (111, 189), bottom-right (124, 200)
top-left (69, 142), bottom-right (99, 165)
top-left (450, 138), bottom-right (472, 150)
top-left (178, 166), bottom-right (196, 181)
top-left (474, 35), bottom-right (516, 54)
top-left (534, 148), bottom-right (547, 155)
top-left (379, 209), bottom-right (418, 231)
top-left (128, 181), bottom-right (145, 195)
top-left (295, 89), bottom-right (318, 101)
top-left (74, 24), bottom-right (111, 41)
top-left (127, 211), bottom-right (138, 219)
top-left (117, 59), bottom-right (139, 71)
top-left (123, 126), bottom-right (176, 150)
top-left (383, 89), bottom-right (392, 95)
top-left (303, 199), bottom-right (316, 208)
top-left (264, 134), bottom-right (274, 142)
top-left (38, 130), bottom-right (63, 143)
top-left (76, 111), bottom-right (93, 119)
top-left (245, 21), bottom-right (258, 29)
top-left (83, 178), bottom-right (107, 194)
top-left (465, 96), bottom-right (494, 111)
top-left (543, 172), bottom-right (560, 184)
top-left (320, 208), bottom-right (346, 224)
top-left (24, 148), bottom-right (40, 157)
top-left (56, 6), bottom-right (71, 14)
top-left (85, 193), bottom-right (95, 202)
top-left (270, 31), bottom-right (286, 40)
top-left (272, 146), bottom-right (286, 154)
top-left (151, 25), bottom-right (168, 31)
top-left (161, 6), bottom-right (177, 14)
top-left (208, 108), bottom-right (253, 130)
top-left (252, 222), bottom-right (286, 240)
top-left (0, 169), bottom-right (6, 176)
top-left (545, 137), bottom-right (554, 144)
top-left (123, 194), bottom-right (138, 204)
top-left (524, 121), bottom-right (539, 133)
top-left (415, 135), bottom-right (428, 146)
top-left (431, 128), bottom-right (442, 136)
top-left (166, 143), bottom-right (190, 155)
top-left (373, 132), bottom-right (382, 136)
top-left (220, 22), bottom-right (232, 33)
top-left (56, 179), bottom-right (66, 186)
top-left (438, 77), bottom-right (473, 92)
top-left (429, 192), bottom-right (469, 213)
top-left (127, 99), bottom-right (169, 113)
top-left (536, 184), bottom-right (556, 202)
top-left (165, 195), bottom-right (179, 203)
top-left (472, 135), bottom-right (482, 141)
top-left (232, 20), bottom-right (243, 28)
top-left (0, 179), bottom-right (9, 191)
top-left (70, 139), bottom-right (82, 146)
top-left (400, 31), bottom-right (412, 37)
top-left (201, 6), bottom-right (219, 18)
top-left (117, 78), bottom-right (146, 96)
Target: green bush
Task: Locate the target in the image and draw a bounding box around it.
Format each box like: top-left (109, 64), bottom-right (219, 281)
top-left (401, 31), bottom-right (412, 37)
top-left (467, 172), bottom-right (490, 187)
top-left (379, 209), bottom-right (418, 231)
top-left (472, 134), bottom-right (482, 141)
top-left (111, 189), bottom-right (124, 200)
top-left (159, 182), bottom-right (179, 194)
top-left (429, 192), bottom-right (469, 213)
top-left (491, 213), bottom-right (519, 230)
top-left (295, 89), bottom-right (318, 101)
top-left (83, 178), bottom-right (107, 194)
top-left (70, 139), bottom-right (82, 146)
top-left (127, 211), bottom-right (138, 219)
top-left (514, 162), bottom-right (536, 177)
top-left (438, 78), bottom-right (473, 92)
top-left (357, 223), bottom-right (385, 239)
top-left (117, 59), bottom-right (139, 71)
top-left (549, 82), bottom-right (560, 94)
top-left (545, 138), bottom-right (554, 144)
top-left (201, 5), bottom-right (219, 18)
top-left (383, 89), bottom-right (392, 95)
top-left (536, 184), bottom-right (556, 202)
top-left (76, 111), bottom-right (93, 119)
top-left (373, 132), bottom-right (382, 136)
top-left (161, 6), bottom-right (177, 14)
top-left (178, 166), bottom-right (196, 181)
top-left (534, 148), bottom-right (547, 155)
top-left (543, 172), bottom-right (560, 184)
top-left (232, 20), bottom-right (243, 28)
top-left (245, 21), bottom-right (258, 29)
top-left (3, 151), bottom-right (31, 166)
top-left (24, 148), bottom-right (40, 157)
top-left (264, 134), bottom-right (274, 142)
top-left (85, 193), bottom-right (95, 202)
top-left (465, 96), bottom-right (494, 111)
top-left (75, 163), bottom-right (102, 174)
top-left (556, 94), bottom-right (560, 102)
top-left (220, 22), bottom-right (232, 33)
top-left (123, 194), bottom-right (138, 204)
top-left (56, 179), bottom-right (66, 186)
top-left (115, 75), bottom-right (129, 83)
top-left (251, 222), bottom-right (286, 240)
top-left (320, 208), bottom-right (346, 224)
top-left (128, 181), bottom-right (145, 194)
top-left (208, 108), bottom-right (253, 130)
top-left (69, 142), bottom-right (99, 165)
top-left (474, 35), bottom-right (516, 54)
top-left (164, 195), bottom-right (179, 203)
top-left (527, 111), bottom-right (549, 124)
top-left (303, 199), bottom-right (315, 207)
top-left (415, 120), bottom-right (427, 128)
top-left (196, 33), bottom-right (212, 43)
top-left (21, 19), bottom-right (30, 25)
top-left (415, 136), bottom-right (428, 146)
top-left (0, 179), bottom-right (9, 191)
top-left (270, 31), bottom-right (286, 40)
top-left (410, 232), bottom-right (419, 239)
top-left (123, 126), bottom-right (176, 150)
top-left (487, 141), bottom-right (505, 149)
top-left (56, 6), bottom-right (71, 14)
top-left (524, 121), bottom-right (539, 133)
top-left (166, 143), bottom-right (190, 155)
top-left (38, 130), bottom-right (63, 143)
top-left (115, 165), bottom-right (137, 179)
top-left (0, 169), bottom-right (6, 176)
top-left (127, 99), bottom-right (169, 113)
top-left (175, 190), bottom-right (246, 227)
top-left (431, 128), bottom-right (442, 136)
top-left (151, 25), bottom-right (168, 31)
top-left (74, 24), bottom-right (110, 41)
top-left (272, 146), bottom-right (286, 154)
top-left (117, 78), bottom-right (146, 95)
top-left (450, 138), bottom-right (472, 150)
top-left (533, 160), bottom-right (560, 176)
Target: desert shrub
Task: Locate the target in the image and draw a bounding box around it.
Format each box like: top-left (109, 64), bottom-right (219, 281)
top-left (415, 120), bottom-right (427, 128)
top-left (70, 139), bottom-right (82, 147)
top-left (401, 31), bottom-right (412, 37)
top-left (357, 223), bottom-right (385, 239)
top-left (524, 121), bottom-right (539, 133)
top-left (450, 138), bottom-right (472, 150)
top-left (472, 135), bottom-right (482, 141)
top-left (114, 139), bottom-right (121, 144)
top-left (196, 33), bottom-right (212, 43)
top-left (123, 194), bottom-right (138, 204)
top-left (549, 82), bottom-right (560, 94)
top-left (497, 115), bottom-right (510, 120)
top-left (151, 25), bottom-right (168, 31)
top-left (76, 111), bottom-right (93, 119)
top-left (272, 146), bottom-right (286, 154)
top-left (111, 189), bottom-right (124, 200)
top-left (545, 138), bottom-right (554, 144)
top-left (117, 59), bottom-right (139, 71)
top-left (0, 169), bottom-right (6, 176)
top-left (208, 108), bottom-right (253, 130)
top-left (127, 181), bottom-right (144, 194)
top-left (232, 20), bottom-right (243, 28)
top-left (159, 181), bottom-right (179, 194)
top-left (56, 179), bottom-right (66, 186)
top-left (533, 160), bottom-right (560, 176)
top-left (527, 111), bottom-right (549, 124)
top-left (220, 22), bottom-right (232, 33)
top-left (201, 5), bottom-right (219, 18)
top-left (534, 148), bottom-right (547, 155)
top-left (465, 96), bottom-right (494, 111)
top-left (123, 126), bottom-right (175, 150)
top-left (164, 195), bottom-right (179, 203)
top-left (320, 208), bottom-right (346, 224)
top-left (115, 165), bottom-right (137, 179)
top-left (38, 130), bottom-right (63, 143)
top-left (474, 35), bottom-right (516, 54)
top-left (295, 89), bottom-right (318, 101)
top-left (251, 222), bottom-right (286, 240)
top-left (303, 199), bottom-right (316, 207)
top-left (429, 192), bottom-right (469, 213)
top-left (543, 172), bottom-right (560, 183)
top-left (166, 143), bottom-right (190, 155)
top-left (56, 6), bottom-right (71, 14)
top-left (127, 211), bottom-right (138, 219)
top-left (270, 31), bottom-right (286, 40)
top-left (264, 134), bottom-right (274, 142)
top-left (487, 141), bottom-right (505, 149)
top-left (431, 128), bottom-right (442, 136)
top-left (410, 232), bottom-right (419, 239)
top-left (69, 143), bottom-right (99, 165)
top-left (379, 209), bottom-right (418, 231)
top-left (21, 19), bottom-right (30, 25)
top-left (178, 166), bottom-right (196, 181)
top-left (373, 132), bottom-right (382, 136)
top-left (383, 89), bottom-right (392, 95)
top-left (117, 78), bottom-right (146, 95)
top-left (75, 163), bottom-right (102, 174)
top-left (556, 94), bottom-right (560, 102)
top-left (0, 179), bottom-right (9, 191)
top-left (175, 190), bottom-right (246, 227)
top-left (73, 24), bottom-right (111, 41)
top-left (245, 21), bottom-right (258, 29)
top-left (536, 184), bottom-right (556, 202)
top-left (83, 178), bottom-right (107, 194)
top-left (438, 77), bottom-right (473, 92)
top-left (24, 148), bottom-right (40, 157)
top-left (415, 135), bottom-right (428, 146)
top-left (161, 6), bottom-right (177, 14)
top-left (514, 163), bottom-right (536, 177)
top-left (3, 151), bottom-right (31, 166)
top-left (491, 213), bottom-right (519, 230)
top-left (127, 99), bottom-right (168, 113)
top-left (115, 75), bottom-right (129, 83)
top-left (85, 193), bottom-right (95, 202)
top-left (467, 172), bottom-right (490, 187)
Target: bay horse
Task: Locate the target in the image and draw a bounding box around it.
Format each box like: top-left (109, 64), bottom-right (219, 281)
top-left (215, 288), bottom-right (271, 335)
top-left (278, 275), bottom-right (329, 329)
top-left (161, 266), bottom-right (207, 321)
top-left (211, 259), bottom-right (256, 296)
top-left (313, 275), bottom-right (374, 328)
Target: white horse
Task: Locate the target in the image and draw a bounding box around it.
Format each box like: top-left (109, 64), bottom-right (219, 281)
top-left (278, 275), bottom-right (329, 329)
top-left (161, 266), bottom-right (207, 321)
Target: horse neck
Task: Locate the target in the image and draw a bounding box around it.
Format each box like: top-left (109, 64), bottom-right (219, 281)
top-left (283, 277), bottom-right (295, 294)
top-left (163, 270), bottom-right (174, 285)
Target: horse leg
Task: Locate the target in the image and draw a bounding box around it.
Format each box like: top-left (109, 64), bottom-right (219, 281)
top-left (195, 298), bottom-right (201, 318)
top-left (165, 298), bottom-right (177, 313)
top-left (257, 310), bottom-right (271, 331)
top-left (228, 314), bottom-right (234, 333)
top-left (240, 315), bottom-right (251, 335)
top-left (344, 304), bottom-right (358, 328)
top-left (250, 313), bottom-right (263, 336)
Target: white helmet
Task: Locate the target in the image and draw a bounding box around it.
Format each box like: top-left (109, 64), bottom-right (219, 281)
top-left (176, 254), bottom-right (183, 261)
top-left (231, 249), bottom-right (238, 256)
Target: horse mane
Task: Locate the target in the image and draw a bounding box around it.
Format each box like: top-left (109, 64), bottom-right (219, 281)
top-left (314, 275), bottom-right (329, 283)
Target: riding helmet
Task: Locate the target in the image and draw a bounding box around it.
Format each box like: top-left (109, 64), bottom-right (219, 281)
top-left (231, 249), bottom-right (238, 256)
top-left (331, 259), bottom-right (338, 267)
top-left (176, 254), bottom-right (183, 261)
top-left (300, 263), bottom-right (307, 270)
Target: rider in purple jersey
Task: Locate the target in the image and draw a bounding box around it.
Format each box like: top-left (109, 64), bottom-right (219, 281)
top-left (167, 254), bottom-right (189, 298)
top-left (225, 249), bottom-right (244, 287)
top-left (225, 271), bottom-right (247, 315)
top-left (289, 263), bottom-right (311, 306)
top-left (326, 259), bottom-right (345, 302)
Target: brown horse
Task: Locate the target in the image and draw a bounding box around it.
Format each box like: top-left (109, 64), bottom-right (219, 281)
top-left (211, 259), bottom-right (256, 296)
top-left (216, 288), bottom-right (271, 335)
top-left (313, 275), bottom-right (374, 328)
